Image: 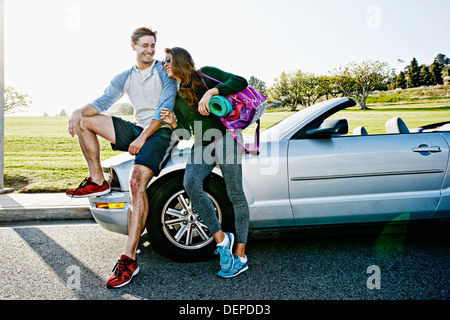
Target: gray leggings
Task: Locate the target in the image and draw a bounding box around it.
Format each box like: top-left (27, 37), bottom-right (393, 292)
top-left (183, 133), bottom-right (250, 244)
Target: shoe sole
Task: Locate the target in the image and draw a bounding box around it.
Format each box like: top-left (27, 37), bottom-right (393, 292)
top-left (219, 265), bottom-right (249, 278)
top-left (67, 188), bottom-right (111, 198)
top-left (107, 266), bottom-right (140, 289)
top-left (220, 233), bottom-right (235, 273)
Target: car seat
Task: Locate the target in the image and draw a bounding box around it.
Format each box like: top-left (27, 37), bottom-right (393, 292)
top-left (385, 117), bottom-right (409, 134)
top-left (352, 126), bottom-right (368, 135)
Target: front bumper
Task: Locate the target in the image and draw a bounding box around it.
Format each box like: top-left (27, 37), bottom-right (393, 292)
top-left (89, 191), bottom-right (130, 235)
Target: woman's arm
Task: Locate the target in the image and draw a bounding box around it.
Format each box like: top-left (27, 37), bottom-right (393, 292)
top-left (198, 88), bottom-right (219, 116)
top-left (160, 108), bottom-right (177, 129)
top-left (198, 66), bottom-right (248, 115)
top-left (200, 66), bottom-right (248, 96)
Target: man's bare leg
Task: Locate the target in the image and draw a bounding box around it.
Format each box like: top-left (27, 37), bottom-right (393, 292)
top-left (76, 114), bottom-right (116, 185)
top-left (124, 164), bottom-right (154, 260)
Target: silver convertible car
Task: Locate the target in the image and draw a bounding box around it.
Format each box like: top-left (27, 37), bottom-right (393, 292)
top-left (89, 97), bottom-right (450, 262)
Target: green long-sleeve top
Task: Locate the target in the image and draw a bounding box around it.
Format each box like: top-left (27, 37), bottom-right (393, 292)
top-left (172, 66), bottom-right (248, 147)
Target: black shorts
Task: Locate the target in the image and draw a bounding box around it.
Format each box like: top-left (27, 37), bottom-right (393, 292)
top-left (111, 116), bottom-right (176, 176)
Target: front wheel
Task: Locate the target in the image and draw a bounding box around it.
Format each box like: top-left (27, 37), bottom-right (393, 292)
top-left (146, 174), bottom-right (234, 262)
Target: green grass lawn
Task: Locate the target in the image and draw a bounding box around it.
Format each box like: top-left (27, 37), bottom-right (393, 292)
top-left (4, 116), bottom-right (132, 192)
top-left (3, 102), bottom-right (449, 193)
top-left (327, 102), bottom-right (450, 135)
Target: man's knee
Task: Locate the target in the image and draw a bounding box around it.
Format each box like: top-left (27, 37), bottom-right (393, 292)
top-left (79, 115), bottom-right (115, 141)
top-left (129, 165), bottom-right (153, 195)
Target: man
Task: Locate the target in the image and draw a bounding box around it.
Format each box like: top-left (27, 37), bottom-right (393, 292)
top-left (67, 27), bottom-right (178, 288)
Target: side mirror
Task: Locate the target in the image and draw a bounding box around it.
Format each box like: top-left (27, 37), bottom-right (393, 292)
top-left (306, 119), bottom-right (348, 138)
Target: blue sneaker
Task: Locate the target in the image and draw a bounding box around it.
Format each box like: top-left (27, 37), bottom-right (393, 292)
top-left (218, 255), bottom-right (249, 278)
top-left (214, 232), bottom-right (235, 273)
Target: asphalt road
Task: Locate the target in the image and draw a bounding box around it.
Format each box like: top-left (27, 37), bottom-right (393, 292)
top-left (1, 221), bottom-right (448, 305)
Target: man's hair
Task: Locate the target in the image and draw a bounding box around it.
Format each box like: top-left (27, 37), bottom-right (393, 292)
top-left (131, 27), bottom-right (157, 44)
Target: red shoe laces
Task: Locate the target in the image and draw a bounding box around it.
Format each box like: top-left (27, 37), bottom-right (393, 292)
top-left (112, 258), bottom-right (131, 276)
top-left (71, 177), bottom-right (89, 198)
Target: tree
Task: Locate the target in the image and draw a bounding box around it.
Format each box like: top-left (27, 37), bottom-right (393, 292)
top-left (268, 70), bottom-right (329, 110)
top-left (318, 75), bottom-right (341, 99)
top-left (248, 76), bottom-right (267, 96)
top-left (298, 72), bottom-right (328, 107)
top-left (283, 70), bottom-right (305, 111)
top-left (407, 58), bottom-right (420, 88)
top-left (430, 59), bottom-right (443, 85)
top-left (389, 74), bottom-right (398, 90)
top-left (434, 53), bottom-right (450, 68)
top-left (388, 69), bottom-right (398, 89)
top-left (4, 86), bottom-right (32, 114)
top-left (419, 65), bottom-right (432, 86)
top-left (396, 71), bottom-right (407, 89)
top-left (269, 71), bottom-right (303, 111)
top-left (330, 60), bottom-right (390, 110)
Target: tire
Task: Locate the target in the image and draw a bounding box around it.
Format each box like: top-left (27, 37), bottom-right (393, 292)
top-left (146, 174), bottom-right (235, 262)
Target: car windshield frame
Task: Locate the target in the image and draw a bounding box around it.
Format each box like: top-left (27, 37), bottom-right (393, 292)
top-left (262, 98), bottom-right (351, 141)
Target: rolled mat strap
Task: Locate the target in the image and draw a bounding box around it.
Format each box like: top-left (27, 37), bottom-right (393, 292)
top-left (208, 96), bottom-right (233, 117)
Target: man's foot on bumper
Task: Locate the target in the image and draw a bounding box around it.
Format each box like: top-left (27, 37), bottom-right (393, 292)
top-left (66, 177), bottom-right (111, 198)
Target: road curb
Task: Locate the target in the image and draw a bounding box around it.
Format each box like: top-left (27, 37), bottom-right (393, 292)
top-left (0, 206), bottom-right (94, 224)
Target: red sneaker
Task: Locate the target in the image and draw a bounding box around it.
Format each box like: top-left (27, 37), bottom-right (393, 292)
top-left (66, 177), bottom-right (111, 198)
top-left (106, 255), bottom-right (139, 289)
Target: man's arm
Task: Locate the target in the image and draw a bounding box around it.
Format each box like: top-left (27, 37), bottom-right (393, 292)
top-left (69, 69), bottom-right (130, 137)
top-left (127, 119), bottom-right (163, 155)
top-left (152, 62), bottom-right (178, 121)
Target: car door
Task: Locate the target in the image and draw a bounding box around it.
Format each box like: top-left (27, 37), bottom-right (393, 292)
top-left (242, 139), bottom-right (295, 228)
top-left (287, 132), bottom-right (449, 226)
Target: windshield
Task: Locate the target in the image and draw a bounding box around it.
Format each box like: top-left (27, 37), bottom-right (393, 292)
top-left (262, 99), bottom-right (340, 140)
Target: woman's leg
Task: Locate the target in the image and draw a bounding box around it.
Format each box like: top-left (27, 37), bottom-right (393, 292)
top-left (184, 145), bottom-right (235, 272)
top-left (216, 133), bottom-right (250, 258)
top-left (183, 146), bottom-right (221, 237)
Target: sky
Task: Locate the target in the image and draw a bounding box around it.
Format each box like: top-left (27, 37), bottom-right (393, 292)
top-left (3, 0), bottom-right (450, 116)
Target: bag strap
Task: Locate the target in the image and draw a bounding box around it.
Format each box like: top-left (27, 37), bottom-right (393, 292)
top-left (199, 70), bottom-right (223, 84)
top-left (200, 75), bottom-right (209, 90)
top-left (222, 118), bottom-right (260, 156)
top-left (200, 69), bottom-right (261, 155)
top-left (244, 119), bottom-right (260, 156)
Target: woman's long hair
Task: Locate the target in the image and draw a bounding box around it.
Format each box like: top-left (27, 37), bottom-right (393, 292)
top-left (164, 47), bottom-right (204, 111)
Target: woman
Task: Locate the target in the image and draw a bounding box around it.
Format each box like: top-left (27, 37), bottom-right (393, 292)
top-left (160, 47), bottom-right (250, 278)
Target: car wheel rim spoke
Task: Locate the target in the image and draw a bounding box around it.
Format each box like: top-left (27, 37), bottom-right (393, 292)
top-left (161, 190), bottom-right (222, 250)
top-left (194, 222), bottom-right (210, 241)
top-left (164, 208), bottom-right (186, 228)
top-left (164, 217), bottom-right (184, 228)
top-left (176, 194), bottom-right (190, 212)
top-left (185, 224), bottom-right (193, 245)
top-left (174, 224), bottom-right (188, 242)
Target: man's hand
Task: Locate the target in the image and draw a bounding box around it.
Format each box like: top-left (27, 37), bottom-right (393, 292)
top-left (128, 136), bottom-right (146, 155)
top-left (69, 109), bottom-right (84, 137)
top-left (128, 119), bottom-right (163, 155)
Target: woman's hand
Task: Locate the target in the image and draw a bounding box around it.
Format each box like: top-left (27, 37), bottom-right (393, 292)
top-left (161, 108), bottom-right (177, 128)
top-left (198, 88), bottom-right (219, 116)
